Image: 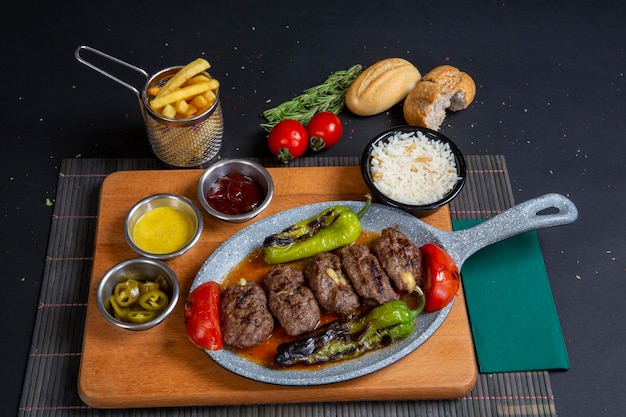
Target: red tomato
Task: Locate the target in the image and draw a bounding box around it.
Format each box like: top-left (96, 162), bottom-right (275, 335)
top-left (184, 281), bottom-right (223, 350)
top-left (419, 243), bottom-right (461, 312)
top-left (267, 119), bottom-right (309, 163)
top-left (306, 112), bottom-right (343, 151)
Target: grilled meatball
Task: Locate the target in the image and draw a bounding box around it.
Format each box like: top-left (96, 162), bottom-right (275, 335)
top-left (372, 227), bottom-right (423, 293)
top-left (304, 252), bottom-right (360, 315)
top-left (338, 243), bottom-right (399, 306)
top-left (265, 264), bottom-right (321, 336)
top-left (221, 280), bottom-right (274, 348)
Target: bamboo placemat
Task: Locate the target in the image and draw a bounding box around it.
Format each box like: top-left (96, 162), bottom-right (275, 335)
top-left (18, 155), bottom-right (556, 417)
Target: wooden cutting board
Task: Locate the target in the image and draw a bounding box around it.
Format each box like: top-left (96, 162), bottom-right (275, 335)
top-left (78, 166), bottom-right (477, 409)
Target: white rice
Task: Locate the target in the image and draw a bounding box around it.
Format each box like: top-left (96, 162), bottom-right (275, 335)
top-left (369, 131), bottom-right (460, 206)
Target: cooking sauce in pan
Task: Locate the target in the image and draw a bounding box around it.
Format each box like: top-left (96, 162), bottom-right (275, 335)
top-left (219, 231), bottom-right (382, 369)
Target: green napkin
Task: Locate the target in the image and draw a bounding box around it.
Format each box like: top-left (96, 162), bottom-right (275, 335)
top-left (452, 219), bottom-right (570, 373)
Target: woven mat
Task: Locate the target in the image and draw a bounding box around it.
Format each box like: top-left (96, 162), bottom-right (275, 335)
top-left (18, 156), bottom-right (556, 417)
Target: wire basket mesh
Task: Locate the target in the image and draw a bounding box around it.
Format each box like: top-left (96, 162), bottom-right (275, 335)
top-left (75, 46), bottom-right (224, 168)
top-left (143, 67), bottom-right (224, 167)
top-left (144, 101), bottom-right (223, 167)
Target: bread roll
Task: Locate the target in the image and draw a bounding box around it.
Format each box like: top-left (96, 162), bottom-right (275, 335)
top-left (346, 58), bottom-right (421, 116)
top-left (403, 65), bottom-right (476, 130)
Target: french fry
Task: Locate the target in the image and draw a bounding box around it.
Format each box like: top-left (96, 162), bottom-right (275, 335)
top-left (150, 82), bottom-right (214, 110)
top-left (201, 90), bottom-right (217, 102)
top-left (147, 86), bottom-right (161, 96)
top-left (205, 78), bottom-right (220, 90)
top-left (183, 103), bottom-right (199, 118)
top-left (190, 94), bottom-right (209, 110)
top-left (186, 74), bottom-right (212, 84)
top-left (156, 58), bottom-right (210, 98)
top-left (147, 57), bottom-right (219, 118)
top-left (192, 91), bottom-right (217, 116)
top-left (195, 105), bottom-right (212, 116)
top-left (174, 99), bottom-right (189, 114)
top-left (161, 103), bottom-right (177, 119)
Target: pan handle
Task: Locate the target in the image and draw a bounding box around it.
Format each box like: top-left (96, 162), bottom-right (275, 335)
top-left (439, 193), bottom-right (578, 268)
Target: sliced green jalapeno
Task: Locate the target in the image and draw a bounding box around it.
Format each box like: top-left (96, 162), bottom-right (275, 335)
top-left (139, 290), bottom-right (169, 311)
top-left (139, 281), bottom-right (159, 294)
top-left (107, 277), bottom-right (170, 324)
top-left (154, 275), bottom-right (170, 293)
top-left (114, 280), bottom-right (140, 307)
top-left (127, 310), bottom-right (156, 324)
top-left (108, 295), bottom-right (129, 321)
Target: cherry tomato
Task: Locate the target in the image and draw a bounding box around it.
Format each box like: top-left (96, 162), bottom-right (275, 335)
top-left (184, 281), bottom-right (223, 350)
top-left (267, 119), bottom-right (309, 163)
top-left (306, 112), bottom-right (343, 151)
top-left (419, 243), bottom-right (461, 312)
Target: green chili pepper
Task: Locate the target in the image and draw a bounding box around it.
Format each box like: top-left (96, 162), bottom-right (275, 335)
top-left (139, 281), bottom-right (160, 294)
top-left (114, 280), bottom-right (140, 307)
top-left (139, 289), bottom-right (169, 311)
top-left (154, 275), bottom-right (170, 293)
top-left (263, 195), bottom-right (372, 264)
top-left (127, 310), bottom-right (156, 324)
top-left (274, 288), bottom-right (425, 366)
top-left (108, 295), bottom-right (129, 321)
top-left (107, 278), bottom-right (170, 324)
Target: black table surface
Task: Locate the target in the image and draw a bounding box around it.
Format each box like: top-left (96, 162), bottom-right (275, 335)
top-left (2, 1), bottom-right (624, 416)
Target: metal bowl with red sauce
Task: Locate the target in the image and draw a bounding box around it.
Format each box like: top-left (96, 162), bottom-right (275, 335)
top-left (197, 159), bottom-right (274, 222)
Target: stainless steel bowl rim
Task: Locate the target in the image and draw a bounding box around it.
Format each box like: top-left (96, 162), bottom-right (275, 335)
top-left (95, 257), bottom-right (180, 331)
top-left (123, 193), bottom-right (203, 259)
top-left (197, 159), bottom-right (274, 222)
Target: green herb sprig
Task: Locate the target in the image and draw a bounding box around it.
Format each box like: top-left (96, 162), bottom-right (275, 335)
top-left (260, 64), bottom-right (362, 132)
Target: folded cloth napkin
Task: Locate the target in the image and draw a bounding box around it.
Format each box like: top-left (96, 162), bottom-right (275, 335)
top-left (452, 219), bottom-right (570, 373)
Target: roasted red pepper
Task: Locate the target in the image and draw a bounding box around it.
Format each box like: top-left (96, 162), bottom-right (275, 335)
top-left (184, 281), bottom-right (223, 350)
top-left (419, 243), bottom-right (461, 312)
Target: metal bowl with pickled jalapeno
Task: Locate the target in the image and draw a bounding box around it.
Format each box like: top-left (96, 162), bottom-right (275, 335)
top-left (96, 258), bottom-right (180, 331)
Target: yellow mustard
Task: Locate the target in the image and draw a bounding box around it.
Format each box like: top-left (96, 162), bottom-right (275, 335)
top-left (132, 207), bottom-right (195, 254)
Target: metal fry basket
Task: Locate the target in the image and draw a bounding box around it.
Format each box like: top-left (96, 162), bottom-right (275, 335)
top-left (75, 45), bottom-right (224, 168)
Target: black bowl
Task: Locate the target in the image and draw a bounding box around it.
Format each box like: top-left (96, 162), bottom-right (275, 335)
top-left (360, 126), bottom-right (466, 217)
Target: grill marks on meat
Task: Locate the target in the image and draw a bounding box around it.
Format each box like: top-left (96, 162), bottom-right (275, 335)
top-left (372, 227), bottom-right (423, 292)
top-left (338, 243), bottom-right (399, 306)
top-left (219, 228), bottom-right (423, 348)
top-left (304, 252), bottom-right (360, 315)
top-left (221, 280), bottom-right (274, 348)
top-left (265, 264), bottom-right (321, 336)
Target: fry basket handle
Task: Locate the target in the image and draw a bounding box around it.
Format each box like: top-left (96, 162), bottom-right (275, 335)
top-left (74, 45), bottom-right (149, 109)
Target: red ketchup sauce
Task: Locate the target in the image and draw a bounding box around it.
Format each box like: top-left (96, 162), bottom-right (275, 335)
top-left (205, 173), bottom-right (263, 215)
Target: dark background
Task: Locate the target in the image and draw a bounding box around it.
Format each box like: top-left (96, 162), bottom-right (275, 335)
top-left (2, 1), bottom-right (624, 416)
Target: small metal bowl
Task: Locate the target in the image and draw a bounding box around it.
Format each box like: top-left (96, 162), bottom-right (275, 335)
top-left (361, 125), bottom-right (466, 217)
top-left (197, 159), bottom-right (274, 222)
top-left (96, 258), bottom-right (180, 331)
top-left (124, 193), bottom-right (203, 259)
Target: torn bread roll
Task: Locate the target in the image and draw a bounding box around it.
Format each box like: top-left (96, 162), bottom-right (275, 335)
top-left (346, 58), bottom-right (421, 116)
top-left (403, 65), bottom-right (476, 130)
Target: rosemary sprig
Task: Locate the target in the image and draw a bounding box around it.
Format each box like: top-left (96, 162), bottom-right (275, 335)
top-left (260, 64), bottom-right (363, 132)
